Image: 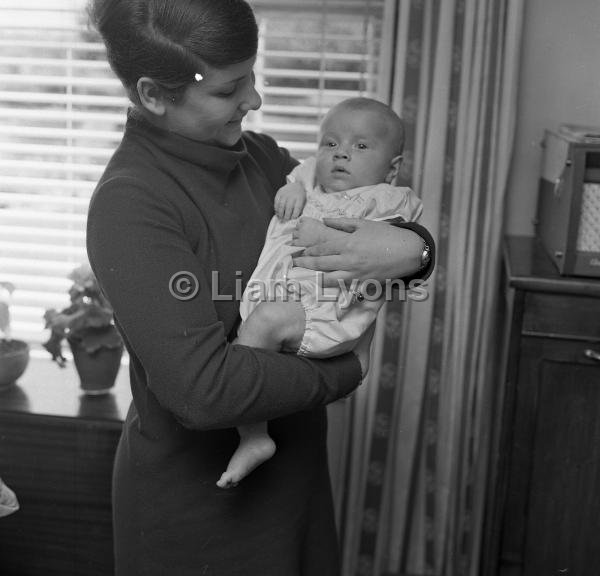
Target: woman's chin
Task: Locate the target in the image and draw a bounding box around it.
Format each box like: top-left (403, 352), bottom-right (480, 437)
top-left (218, 124), bottom-right (243, 147)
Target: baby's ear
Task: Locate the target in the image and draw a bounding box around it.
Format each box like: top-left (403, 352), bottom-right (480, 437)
top-left (385, 155), bottom-right (403, 184)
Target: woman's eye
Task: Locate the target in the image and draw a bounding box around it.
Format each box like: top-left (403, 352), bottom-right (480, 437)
top-left (218, 90), bottom-right (235, 97)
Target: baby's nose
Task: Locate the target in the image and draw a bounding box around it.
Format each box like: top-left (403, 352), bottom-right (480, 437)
top-left (334, 149), bottom-right (350, 160)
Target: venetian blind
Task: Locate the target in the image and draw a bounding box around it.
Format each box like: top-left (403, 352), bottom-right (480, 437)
top-left (0, 0), bottom-right (384, 346)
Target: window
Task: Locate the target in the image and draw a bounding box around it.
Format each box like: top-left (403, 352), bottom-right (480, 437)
top-left (0, 0), bottom-right (384, 347)
top-left (246, 0), bottom-right (384, 155)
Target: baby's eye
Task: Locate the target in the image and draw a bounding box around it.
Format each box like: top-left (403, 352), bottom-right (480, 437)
top-left (326, 141), bottom-right (337, 148)
top-left (356, 143), bottom-right (368, 150)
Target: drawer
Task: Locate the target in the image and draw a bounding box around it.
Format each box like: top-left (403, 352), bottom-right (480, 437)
top-left (523, 292), bottom-right (600, 341)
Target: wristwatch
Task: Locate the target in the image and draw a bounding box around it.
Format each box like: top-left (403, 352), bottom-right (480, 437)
top-left (420, 241), bottom-right (431, 271)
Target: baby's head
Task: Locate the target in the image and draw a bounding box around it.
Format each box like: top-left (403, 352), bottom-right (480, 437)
top-left (315, 97), bottom-right (405, 194)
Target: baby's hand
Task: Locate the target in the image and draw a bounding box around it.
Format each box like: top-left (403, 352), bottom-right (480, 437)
top-left (291, 217), bottom-right (330, 246)
top-left (274, 182), bottom-right (306, 220)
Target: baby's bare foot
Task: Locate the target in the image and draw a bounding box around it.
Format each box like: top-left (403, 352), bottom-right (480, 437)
top-left (216, 435), bottom-right (276, 489)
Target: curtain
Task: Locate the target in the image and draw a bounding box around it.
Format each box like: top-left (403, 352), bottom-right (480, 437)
top-left (332, 0), bottom-right (524, 574)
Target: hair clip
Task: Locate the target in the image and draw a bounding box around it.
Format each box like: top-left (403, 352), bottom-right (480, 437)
top-left (194, 73), bottom-right (203, 82)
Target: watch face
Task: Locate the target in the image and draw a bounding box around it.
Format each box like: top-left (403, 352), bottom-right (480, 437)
top-left (421, 243), bottom-right (431, 269)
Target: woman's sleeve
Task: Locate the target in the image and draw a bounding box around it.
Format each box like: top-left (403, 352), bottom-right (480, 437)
top-left (87, 178), bottom-right (361, 431)
top-left (243, 131), bottom-right (298, 194)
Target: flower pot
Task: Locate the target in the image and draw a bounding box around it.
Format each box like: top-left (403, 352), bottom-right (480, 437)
top-left (0, 339), bottom-right (30, 391)
top-left (68, 339), bottom-right (123, 395)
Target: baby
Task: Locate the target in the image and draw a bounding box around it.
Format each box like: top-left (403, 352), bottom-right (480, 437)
top-left (217, 97), bottom-right (423, 488)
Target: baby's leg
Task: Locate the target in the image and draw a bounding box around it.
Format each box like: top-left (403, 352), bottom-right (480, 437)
top-left (216, 422), bottom-right (276, 488)
top-left (217, 301), bottom-right (305, 489)
top-left (237, 300), bottom-right (305, 352)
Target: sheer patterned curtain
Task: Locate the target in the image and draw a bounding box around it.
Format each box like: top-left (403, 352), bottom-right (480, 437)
top-left (332, 0), bottom-right (524, 574)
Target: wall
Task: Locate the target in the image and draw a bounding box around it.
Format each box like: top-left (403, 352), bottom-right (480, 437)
top-left (505, 0), bottom-right (600, 235)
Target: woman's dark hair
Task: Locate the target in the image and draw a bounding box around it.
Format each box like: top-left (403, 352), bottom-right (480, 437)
top-left (88, 0), bottom-right (258, 103)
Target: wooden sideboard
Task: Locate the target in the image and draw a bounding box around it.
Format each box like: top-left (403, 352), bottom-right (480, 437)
top-left (0, 357), bottom-right (131, 576)
top-left (485, 236), bottom-right (600, 576)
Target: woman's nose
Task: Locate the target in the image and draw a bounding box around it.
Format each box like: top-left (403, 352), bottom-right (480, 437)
top-left (240, 84), bottom-right (262, 113)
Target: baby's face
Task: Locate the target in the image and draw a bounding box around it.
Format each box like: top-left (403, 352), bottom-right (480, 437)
top-left (315, 108), bottom-right (399, 194)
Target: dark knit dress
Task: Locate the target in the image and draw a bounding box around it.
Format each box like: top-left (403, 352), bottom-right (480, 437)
top-left (86, 111), bottom-right (362, 576)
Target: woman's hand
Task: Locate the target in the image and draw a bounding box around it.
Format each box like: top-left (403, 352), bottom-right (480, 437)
top-left (292, 217), bottom-right (424, 288)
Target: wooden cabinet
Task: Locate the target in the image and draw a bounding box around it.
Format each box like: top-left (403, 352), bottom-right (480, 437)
top-left (0, 358), bottom-right (130, 576)
top-left (487, 236), bottom-right (600, 576)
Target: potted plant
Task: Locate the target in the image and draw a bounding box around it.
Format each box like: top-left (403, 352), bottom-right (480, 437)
top-left (43, 263), bottom-right (123, 395)
top-left (0, 282), bottom-right (30, 391)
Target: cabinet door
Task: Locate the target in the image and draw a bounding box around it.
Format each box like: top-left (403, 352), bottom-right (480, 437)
top-left (500, 337), bottom-right (600, 576)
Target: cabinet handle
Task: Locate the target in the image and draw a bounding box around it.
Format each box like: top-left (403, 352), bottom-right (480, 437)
top-left (584, 349), bottom-right (600, 362)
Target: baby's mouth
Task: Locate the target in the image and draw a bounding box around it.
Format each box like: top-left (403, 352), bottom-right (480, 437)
top-left (332, 166), bottom-right (349, 174)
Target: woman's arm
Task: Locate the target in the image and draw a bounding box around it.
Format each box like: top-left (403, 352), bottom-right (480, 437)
top-left (291, 217), bottom-right (435, 287)
top-left (87, 178), bottom-right (361, 431)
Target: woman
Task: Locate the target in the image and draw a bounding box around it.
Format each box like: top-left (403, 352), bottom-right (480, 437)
top-left (86, 1), bottom-right (434, 574)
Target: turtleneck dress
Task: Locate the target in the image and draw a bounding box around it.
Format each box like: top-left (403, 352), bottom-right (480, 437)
top-left (86, 111), bottom-right (363, 576)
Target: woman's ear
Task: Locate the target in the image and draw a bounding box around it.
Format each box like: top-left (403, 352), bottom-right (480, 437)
top-left (136, 77), bottom-right (167, 116)
top-left (385, 155), bottom-right (403, 184)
